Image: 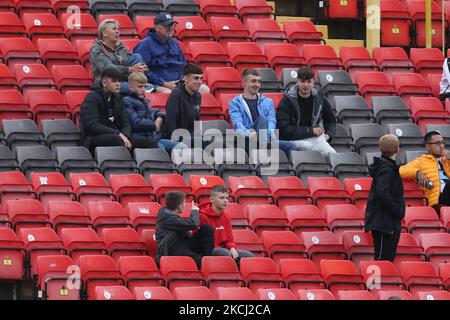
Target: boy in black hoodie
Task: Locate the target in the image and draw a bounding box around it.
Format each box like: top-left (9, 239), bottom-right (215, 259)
top-left (365, 134), bottom-right (405, 261)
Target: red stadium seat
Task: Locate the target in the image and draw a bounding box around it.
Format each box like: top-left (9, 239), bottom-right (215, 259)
top-left (416, 290), bottom-right (450, 300)
top-left (400, 261), bottom-right (445, 296)
top-left (29, 172), bottom-right (76, 205)
top-left (232, 229), bottom-right (266, 257)
top-left (215, 287), bottom-right (257, 300)
top-left (51, 64), bottom-right (91, 94)
top-left (264, 43), bottom-right (305, 78)
top-left (283, 20), bottom-right (324, 50)
top-left (133, 286), bottom-right (174, 300)
top-left (283, 205), bottom-right (329, 236)
top-left (427, 73), bottom-right (441, 99)
top-left (60, 228), bottom-right (107, 264)
top-left (0, 37), bottom-right (41, 67)
top-left (135, 16), bottom-right (155, 38)
top-left (228, 176), bottom-right (273, 208)
top-left (342, 231), bottom-right (374, 268)
top-left (159, 256), bottom-right (206, 291)
top-left (125, 202), bottom-right (161, 232)
top-left (394, 233), bottom-right (427, 269)
top-left (354, 71), bottom-right (397, 104)
top-left (100, 228), bottom-right (147, 261)
top-left (245, 18), bottom-right (287, 50)
top-left (245, 204), bottom-right (289, 237)
top-left (109, 174), bottom-right (155, 207)
top-left (78, 255), bottom-right (124, 300)
top-left (234, 0), bottom-right (274, 23)
top-left (12, 63), bottom-right (55, 94)
top-left (189, 41), bottom-right (231, 70)
top-left (0, 171), bottom-right (36, 206)
top-left (69, 172), bottom-right (116, 205)
top-left (261, 230), bottom-right (308, 264)
top-left (92, 285), bottom-right (133, 300)
top-left (0, 89), bottom-right (33, 125)
top-left (360, 260), bottom-right (406, 291)
top-left (239, 257), bottom-right (285, 292)
top-left (279, 258), bottom-right (326, 291)
top-left (59, 13), bottom-right (98, 41)
top-left (120, 39), bottom-right (140, 53)
top-left (10, 0), bottom-right (52, 16)
top-left (267, 176), bottom-right (313, 209)
top-left (173, 16), bottom-right (215, 47)
top-left (372, 289), bottom-right (413, 300)
top-left (307, 177), bottom-right (352, 211)
top-left (226, 203), bottom-right (250, 230)
top-left (19, 226), bottom-right (65, 277)
top-left (256, 288), bottom-right (297, 300)
top-left (392, 72), bottom-right (433, 107)
top-left (208, 16), bottom-right (252, 48)
top-left (189, 175), bottom-right (226, 205)
top-left (87, 201), bottom-right (131, 233)
top-left (0, 228), bottom-right (26, 280)
top-left (139, 229), bottom-right (157, 258)
top-left (35, 38), bottom-right (79, 70)
top-left (408, 97), bottom-right (450, 134)
top-left (50, 0), bottom-right (90, 17)
top-left (440, 206), bottom-right (450, 232)
top-left (418, 233), bottom-right (450, 269)
top-left (410, 48), bottom-right (444, 78)
top-left (64, 90), bottom-right (89, 126)
top-left (204, 66), bottom-right (243, 97)
top-left (380, 0), bottom-right (412, 47)
top-left (404, 206), bottom-right (446, 237)
top-left (36, 255), bottom-right (79, 300)
top-left (25, 89), bottom-right (71, 126)
top-left (339, 46), bottom-right (378, 78)
top-left (97, 14), bottom-right (139, 39)
top-left (0, 12), bottom-right (27, 38)
top-left (201, 256), bottom-right (244, 292)
top-left (323, 204), bottom-right (364, 240)
top-left (372, 47), bottom-right (415, 81)
top-left (336, 290), bottom-right (375, 300)
top-left (6, 199), bottom-right (51, 233)
top-left (21, 12), bottom-right (65, 42)
top-left (146, 92), bottom-right (169, 112)
top-left (343, 177), bottom-right (373, 211)
top-left (200, 92), bottom-right (226, 120)
top-left (320, 259), bottom-right (366, 295)
top-left (303, 44), bottom-right (344, 74)
top-left (438, 263), bottom-right (450, 290)
top-left (226, 42), bottom-right (270, 74)
top-left (148, 173), bottom-right (194, 206)
top-left (402, 180), bottom-right (428, 207)
top-left (322, 0), bottom-right (358, 20)
top-left (296, 289), bottom-right (335, 300)
top-left (173, 286), bottom-right (214, 300)
top-left (46, 200), bottom-right (91, 235)
top-left (301, 231), bottom-right (347, 268)
top-left (197, 0), bottom-right (238, 23)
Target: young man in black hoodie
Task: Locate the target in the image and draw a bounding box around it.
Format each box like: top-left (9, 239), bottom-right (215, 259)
top-left (80, 68), bottom-right (157, 152)
top-left (162, 63), bottom-right (202, 146)
top-left (155, 191), bottom-right (214, 268)
top-left (365, 134), bottom-right (405, 261)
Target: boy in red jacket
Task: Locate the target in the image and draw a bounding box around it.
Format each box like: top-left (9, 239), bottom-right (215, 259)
top-left (199, 185), bottom-right (254, 259)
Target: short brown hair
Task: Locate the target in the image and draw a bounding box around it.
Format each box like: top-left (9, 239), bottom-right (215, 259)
top-left (128, 72), bottom-right (148, 84)
top-left (165, 191), bottom-right (186, 211)
top-left (297, 67), bottom-right (314, 81)
top-left (210, 185), bottom-right (228, 196)
top-left (242, 68), bottom-right (261, 79)
top-left (379, 134), bottom-right (400, 157)
top-left (183, 63), bottom-right (203, 76)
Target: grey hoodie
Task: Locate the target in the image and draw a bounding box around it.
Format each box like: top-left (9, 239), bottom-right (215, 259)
top-left (89, 39), bottom-right (132, 83)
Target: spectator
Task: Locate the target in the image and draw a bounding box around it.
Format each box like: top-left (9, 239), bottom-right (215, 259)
top-left (276, 67), bottom-right (337, 157)
top-left (134, 12), bottom-right (210, 93)
top-left (80, 68), bottom-right (157, 152)
top-left (365, 134), bottom-right (405, 262)
top-left (155, 191), bottom-right (214, 267)
top-left (440, 56), bottom-right (450, 100)
top-left (90, 19), bottom-right (152, 94)
top-left (161, 63), bottom-right (202, 144)
top-left (400, 130), bottom-right (450, 215)
top-left (199, 185), bottom-right (254, 260)
top-left (228, 68), bottom-right (297, 155)
top-left (123, 72), bottom-right (186, 153)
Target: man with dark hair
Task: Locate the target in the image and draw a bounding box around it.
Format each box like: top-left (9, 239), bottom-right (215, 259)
top-left (161, 63), bottom-right (203, 144)
top-left (229, 68), bottom-right (296, 155)
top-left (155, 191), bottom-right (214, 267)
top-left (276, 67), bottom-right (337, 157)
top-left (199, 185), bottom-right (254, 259)
top-left (400, 130), bottom-right (450, 215)
top-left (80, 68), bottom-right (157, 152)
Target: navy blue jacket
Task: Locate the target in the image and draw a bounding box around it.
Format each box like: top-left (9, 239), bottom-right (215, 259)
top-left (123, 92), bottom-right (166, 141)
top-left (133, 29), bottom-right (186, 86)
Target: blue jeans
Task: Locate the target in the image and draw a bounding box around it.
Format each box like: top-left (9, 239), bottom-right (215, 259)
top-left (157, 139), bottom-right (188, 153)
top-left (120, 53), bottom-right (155, 94)
top-left (212, 247), bottom-right (254, 258)
top-left (252, 116), bottom-right (297, 156)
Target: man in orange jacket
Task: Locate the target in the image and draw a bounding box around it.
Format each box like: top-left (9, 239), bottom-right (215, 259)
top-left (199, 185), bottom-right (254, 259)
top-left (400, 130), bottom-right (450, 215)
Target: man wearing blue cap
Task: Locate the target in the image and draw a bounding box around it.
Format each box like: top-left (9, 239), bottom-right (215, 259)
top-left (134, 12), bottom-right (186, 93)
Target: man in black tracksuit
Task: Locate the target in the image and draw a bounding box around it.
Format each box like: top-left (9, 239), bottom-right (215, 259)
top-left (276, 67), bottom-right (337, 157)
top-left (155, 191), bottom-right (214, 268)
top-left (162, 63), bottom-right (202, 146)
top-left (365, 134), bottom-right (405, 261)
top-left (80, 68), bottom-right (157, 152)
